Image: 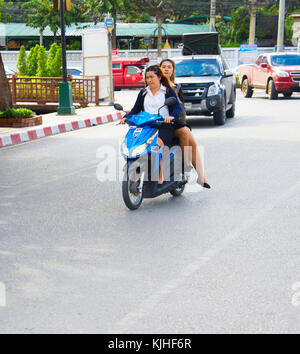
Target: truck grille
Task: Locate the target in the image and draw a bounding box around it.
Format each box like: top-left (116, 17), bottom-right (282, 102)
top-left (291, 72), bottom-right (300, 76)
top-left (292, 77), bottom-right (300, 82)
top-left (181, 84), bottom-right (207, 99)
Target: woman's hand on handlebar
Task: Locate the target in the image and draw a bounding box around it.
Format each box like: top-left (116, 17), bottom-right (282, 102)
top-left (164, 116), bottom-right (174, 124)
top-left (120, 118), bottom-right (127, 124)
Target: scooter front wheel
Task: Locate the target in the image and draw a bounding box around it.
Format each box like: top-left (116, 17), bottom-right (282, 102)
top-left (122, 169), bottom-right (144, 210)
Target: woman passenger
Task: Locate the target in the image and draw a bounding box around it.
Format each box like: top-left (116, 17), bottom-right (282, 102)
top-left (160, 59), bottom-right (211, 188)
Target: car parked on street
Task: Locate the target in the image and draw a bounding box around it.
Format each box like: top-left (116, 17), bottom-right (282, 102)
top-left (4, 66), bottom-right (15, 75)
top-left (112, 57), bottom-right (149, 90)
top-left (238, 53), bottom-right (300, 99)
top-left (67, 67), bottom-right (83, 78)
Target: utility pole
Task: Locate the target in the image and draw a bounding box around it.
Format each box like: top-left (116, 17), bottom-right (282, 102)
top-left (57, 0), bottom-right (75, 115)
top-left (209, 0), bottom-right (216, 32)
top-left (277, 0), bottom-right (286, 52)
top-left (249, 0), bottom-right (256, 45)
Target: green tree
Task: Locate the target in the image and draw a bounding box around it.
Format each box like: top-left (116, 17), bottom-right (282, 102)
top-left (22, 0), bottom-right (89, 44)
top-left (84, 0), bottom-right (136, 48)
top-left (17, 45), bottom-right (28, 76)
top-left (37, 46), bottom-right (48, 77)
top-left (0, 0), bottom-right (13, 23)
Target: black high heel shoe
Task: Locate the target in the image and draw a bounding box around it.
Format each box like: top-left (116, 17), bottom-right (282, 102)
top-left (197, 178), bottom-right (211, 189)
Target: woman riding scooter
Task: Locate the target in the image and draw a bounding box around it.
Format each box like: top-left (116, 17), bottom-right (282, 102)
top-left (160, 59), bottom-right (211, 189)
top-left (121, 65), bottom-right (182, 184)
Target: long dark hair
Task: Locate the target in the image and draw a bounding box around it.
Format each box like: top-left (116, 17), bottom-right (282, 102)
top-left (160, 59), bottom-right (176, 84)
top-left (144, 65), bottom-right (173, 90)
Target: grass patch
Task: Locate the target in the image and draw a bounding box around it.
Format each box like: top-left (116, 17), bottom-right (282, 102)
top-left (0, 108), bottom-right (35, 119)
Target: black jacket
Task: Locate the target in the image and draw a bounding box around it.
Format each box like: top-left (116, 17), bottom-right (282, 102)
top-left (129, 87), bottom-right (182, 120)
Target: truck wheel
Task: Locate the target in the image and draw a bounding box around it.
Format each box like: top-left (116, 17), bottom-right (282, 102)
top-left (242, 79), bottom-right (253, 98)
top-left (226, 91), bottom-right (236, 118)
top-left (283, 92), bottom-right (292, 98)
top-left (267, 80), bottom-right (278, 100)
top-left (213, 96), bottom-right (226, 125)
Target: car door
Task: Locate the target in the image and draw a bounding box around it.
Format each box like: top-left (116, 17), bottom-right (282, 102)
top-left (220, 57), bottom-right (233, 106)
top-left (124, 66), bottom-right (143, 87)
top-left (253, 55), bottom-right (263, 87)
top-left (258, 56), bottom-right (269, 89)
top-left (112, 62), bottom-right (123, 87)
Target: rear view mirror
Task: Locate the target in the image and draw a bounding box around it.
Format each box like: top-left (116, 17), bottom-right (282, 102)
top-left (114, 104), bottom-right (123, 111)
top-left (224, 69), bottom-right (233, 77)
top-left (165, 97), bottom-right (177, 107)
top-left (261, 63), bottom-right (268, 68)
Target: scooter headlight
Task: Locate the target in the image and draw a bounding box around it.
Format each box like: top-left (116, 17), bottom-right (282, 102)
top-left (122, 142), bottom-right (129, 156)
top-left (131, 143), bottom-right (147, 157)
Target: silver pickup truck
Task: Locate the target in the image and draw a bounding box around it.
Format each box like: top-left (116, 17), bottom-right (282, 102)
top-left (173, 33), bottom-right (236, 125)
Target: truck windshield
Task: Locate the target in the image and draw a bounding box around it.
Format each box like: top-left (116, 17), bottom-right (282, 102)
top-left (175, 59), bottom-right (220, 77)
top-left (271, 55), bottom-right (300, 66)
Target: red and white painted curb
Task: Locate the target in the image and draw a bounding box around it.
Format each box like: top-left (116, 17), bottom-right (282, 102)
top-left (0, 112), bottom-right (122, 148)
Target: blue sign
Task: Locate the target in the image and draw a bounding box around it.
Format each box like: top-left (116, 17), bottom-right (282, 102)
top-left (105, 17), bottom-right (114, 29)
top-left (239, 44), bottom-right (258, 65)
top-left (143, 38), bottom-right (153, 44)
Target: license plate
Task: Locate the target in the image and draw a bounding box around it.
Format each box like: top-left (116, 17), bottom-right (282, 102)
top-left (184, 102), bottom-right (192, 110)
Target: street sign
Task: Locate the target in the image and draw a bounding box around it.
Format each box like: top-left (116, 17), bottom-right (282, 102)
top-left (105, 16), bottom-right (114, 32)
top-left (239, 44), bottom-right (258, 65)
top-left (112, 48), bottom-right (118, 56)
top-left (143, 38), bottom-right (153, 44)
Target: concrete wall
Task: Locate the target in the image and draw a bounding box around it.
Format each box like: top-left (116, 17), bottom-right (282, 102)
top-left (2, 47), bottom-right (299, 73)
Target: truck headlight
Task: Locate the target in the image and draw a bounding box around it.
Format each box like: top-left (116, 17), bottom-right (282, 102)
top-left (207, 83), bottom-right (220, 96)
top-left (275, 70), bottom-right (289, 77)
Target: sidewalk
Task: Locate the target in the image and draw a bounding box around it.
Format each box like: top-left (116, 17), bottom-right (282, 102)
top-left (0, 105), bottom-right (122, 148)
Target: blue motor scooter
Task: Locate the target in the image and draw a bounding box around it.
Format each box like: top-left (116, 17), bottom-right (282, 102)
top-left (114, 97), bottom-right (187, 210)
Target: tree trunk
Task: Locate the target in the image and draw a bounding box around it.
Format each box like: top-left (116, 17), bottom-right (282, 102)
top-left (40, 29), bottom-right (43, 46)
top-left (54, 31), bottom-right (57, 43)
top-left (0, 53), bottom-right (12, 111)
top-left (249, 0), bottom-right (257, 44)
top-left (112, 9), bottom-right (117, 49)
top-left (157, 12), bottom-right (163, 59)
top-left (209, 0), bottom-right (216, 32)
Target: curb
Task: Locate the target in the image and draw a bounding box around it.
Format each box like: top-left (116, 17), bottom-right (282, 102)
top-left (0, 112), bottom-right (122, 148)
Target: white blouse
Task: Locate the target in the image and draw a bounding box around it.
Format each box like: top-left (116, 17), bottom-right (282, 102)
top-left (144, 85), bottom-right (170, 118)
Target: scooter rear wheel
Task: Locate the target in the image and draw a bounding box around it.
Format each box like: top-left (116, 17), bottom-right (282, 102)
top-left (122, 170), bottom-right (144, 210)
top-left (169, 184), bottom-right (185, 197)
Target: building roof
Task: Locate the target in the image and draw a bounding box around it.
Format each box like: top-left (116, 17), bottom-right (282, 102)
top-left (173, 15), bottom-right (232, 24)
top-left (2, 22), bottom-right (210, 38)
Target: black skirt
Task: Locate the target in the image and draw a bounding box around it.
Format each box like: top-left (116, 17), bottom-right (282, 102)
top-left (158, 125), bottom-right (176, 147)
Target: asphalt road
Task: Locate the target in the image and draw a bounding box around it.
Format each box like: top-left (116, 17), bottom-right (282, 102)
top-left (0, 90), bottom-right (300, 334)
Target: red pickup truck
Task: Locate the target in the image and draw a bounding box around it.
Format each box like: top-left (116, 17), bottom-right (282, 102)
top-left (112, 57), bottom-right (149, 90)
top-left (238, 53), bottom-right (300, 99)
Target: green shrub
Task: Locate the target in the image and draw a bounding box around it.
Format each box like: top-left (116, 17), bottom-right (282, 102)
top-left (236, 75), bottom-right (241, 89)
top-left (0, 108), bottom-right (35, 119)
top-left (26, 44), bottom-right (40, 76)
top-left (47, 43), bottom-right (58, 77)
top-left (17, 45), bottom-right (28, 76)
top-left (37, 46), bottom-right (48, 77)
top-left (52, 47), bottom-right (62, 77)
